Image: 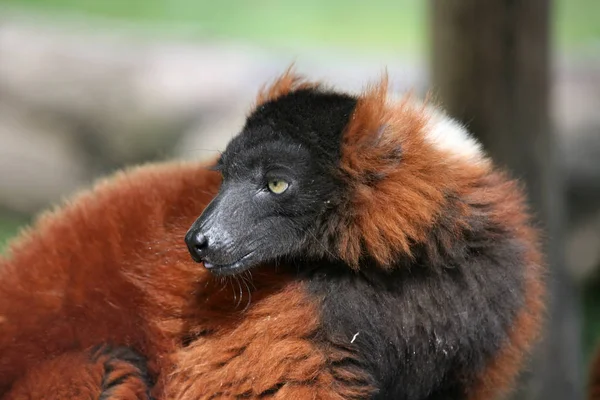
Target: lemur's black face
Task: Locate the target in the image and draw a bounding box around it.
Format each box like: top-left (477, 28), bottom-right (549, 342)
top-left (186, 139), bottom-right (337, 276)
top-left (185, 89), bottom-right (357, 276)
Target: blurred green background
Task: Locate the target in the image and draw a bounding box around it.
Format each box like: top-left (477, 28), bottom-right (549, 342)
top-left (1, 0), bottom-right (599, 54)
top-left (0, 214), bottom-right (26, 253)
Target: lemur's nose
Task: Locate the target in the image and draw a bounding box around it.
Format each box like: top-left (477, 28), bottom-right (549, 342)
top-left (185, 230), bottom-right (209, 262)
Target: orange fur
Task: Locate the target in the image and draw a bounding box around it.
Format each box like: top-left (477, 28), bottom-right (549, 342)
top-left (5, 350), bottom-right (105, 400)
top-left (4, 345), bottom-right (150, 400)
top-left (254, 66), bottom-right (320, 107)
top-left (0, 159), bottom-right (370, 399)
top-left (0, 161), bottom-right (222, 397)
top-left (339, 76), bottom-right (477, 268)
top-left (164, 281), bottom-right (373, 399)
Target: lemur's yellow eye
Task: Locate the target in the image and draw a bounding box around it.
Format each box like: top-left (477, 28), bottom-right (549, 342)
top-left (267, 179), bottom-right (289, 194)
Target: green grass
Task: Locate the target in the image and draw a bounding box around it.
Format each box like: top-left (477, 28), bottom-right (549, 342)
top-left (0, 215), bottom-right (29, 254)
top-left (0, 0), bottom-right (598, 53)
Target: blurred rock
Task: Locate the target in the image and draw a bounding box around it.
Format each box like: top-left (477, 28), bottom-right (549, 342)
top-left (0, 16), bottom-right (266, 173)
top-left (0, 101), bottom-right (87, 213)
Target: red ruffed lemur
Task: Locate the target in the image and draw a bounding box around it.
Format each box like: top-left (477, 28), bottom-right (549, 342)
top-left (0, 70), bottom-right (545, 400)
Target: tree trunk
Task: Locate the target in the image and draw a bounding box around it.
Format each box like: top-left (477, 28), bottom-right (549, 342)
top-left (430, 1), bottom-right (582, 399)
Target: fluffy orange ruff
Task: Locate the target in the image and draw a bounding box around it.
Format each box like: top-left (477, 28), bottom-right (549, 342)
top-left (338, 77), bottom-right (475, 268)
top-left (254, 67), bottom-right (321, 107)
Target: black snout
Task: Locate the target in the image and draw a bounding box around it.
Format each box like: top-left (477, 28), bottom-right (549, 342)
top-left (183, 182), bottom-right (269, 275)
top-left (185, 229), bottom-right (209, 263)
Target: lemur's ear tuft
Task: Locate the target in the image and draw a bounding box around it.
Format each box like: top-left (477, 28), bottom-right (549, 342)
top-left (340, 73), bottom-right (426, 184)
top-left (336, 74), bottom-right (447, 268)
top-left (254, 65), bottom-right (321, 107)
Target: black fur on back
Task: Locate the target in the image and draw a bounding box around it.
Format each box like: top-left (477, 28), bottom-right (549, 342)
top-left (303, 198), bottom-right (527, 400)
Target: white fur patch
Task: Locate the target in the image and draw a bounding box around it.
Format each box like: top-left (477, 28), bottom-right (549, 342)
top-left (386, 92), bottom-right (485, 164)
top-left (362, 87), bottom-right (486, 165)
top-left (423, 107), bottom-right (486, 164)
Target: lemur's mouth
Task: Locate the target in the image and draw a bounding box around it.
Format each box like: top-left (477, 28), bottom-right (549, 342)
top-left (203, 252), bottom-right (255, 276)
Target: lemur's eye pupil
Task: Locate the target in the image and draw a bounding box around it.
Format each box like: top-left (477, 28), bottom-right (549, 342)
top-left (267, 179), bottom-right (289, 194)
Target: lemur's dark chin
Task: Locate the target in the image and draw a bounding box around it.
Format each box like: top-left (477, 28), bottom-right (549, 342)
top-left (202, 252), bottom-right (256, 276)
